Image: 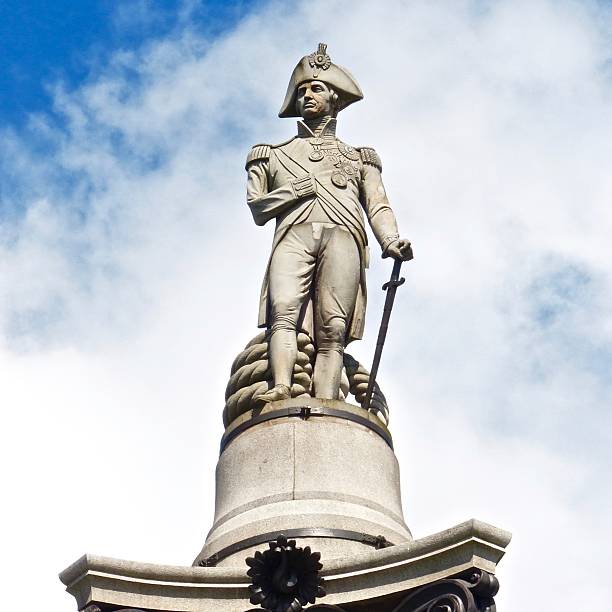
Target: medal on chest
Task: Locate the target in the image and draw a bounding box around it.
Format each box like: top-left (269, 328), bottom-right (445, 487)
top-left (308, 138), bottom-right (361, 189)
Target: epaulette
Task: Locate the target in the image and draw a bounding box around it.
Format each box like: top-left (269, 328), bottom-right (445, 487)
top-left (245, 144), bottom-right (271, 169)
top-left (358, 147), bottom-right (382, 172)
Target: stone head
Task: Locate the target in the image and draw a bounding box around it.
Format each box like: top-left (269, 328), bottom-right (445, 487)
top-left (295, 80), bottom-right (339, 119)
top-left (278, 43), bottom-right (363, 118)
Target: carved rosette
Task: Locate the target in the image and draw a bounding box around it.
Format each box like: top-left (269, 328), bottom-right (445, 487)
top-left (246, 534), bottom-right (326, 612)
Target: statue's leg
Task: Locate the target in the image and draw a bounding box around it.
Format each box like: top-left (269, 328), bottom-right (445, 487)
top-left (313, 227), bottom-right (360, 399)
top-left (264, 226), bottom-right (316, 397)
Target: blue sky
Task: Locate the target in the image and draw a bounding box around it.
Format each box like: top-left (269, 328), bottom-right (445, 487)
top-left (0, 0), bottom-right (261, 124)
top-left (0, 2), bottom-right (611, 611)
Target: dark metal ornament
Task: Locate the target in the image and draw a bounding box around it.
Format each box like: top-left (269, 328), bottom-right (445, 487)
top-left (246, 534), bottom-right (326, 612)
top-left (220, 403), bottom-right (393, 456)
top-left (331, 171), bottom-right (348, 188)
top-left (202, 525), bottom-right (393, 567)
top-left (393, 569), bottom-right (500, 612)
top-left (83, 607), bottom-right (147, 612)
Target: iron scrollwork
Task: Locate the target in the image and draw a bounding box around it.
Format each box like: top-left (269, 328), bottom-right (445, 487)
top-left (81, 604), bottom-right (145, 612)
top-left (249, 607), bottom-right (346, 612)
top-left (393, 569), bottom-right (499, 612)
top-left (82, 607), bottom-right (147, 612)
top-left (246, 534), bottom-right (326, 612)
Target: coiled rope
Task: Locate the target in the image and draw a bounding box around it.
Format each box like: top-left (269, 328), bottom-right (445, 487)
top-left (223, 332), bottom-right (389, 428)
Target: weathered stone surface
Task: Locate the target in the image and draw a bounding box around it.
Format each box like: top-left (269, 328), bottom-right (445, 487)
top-left (194, 398), bottom-right (410, 567)
top-left (59, 519), bottom-right (511, 612)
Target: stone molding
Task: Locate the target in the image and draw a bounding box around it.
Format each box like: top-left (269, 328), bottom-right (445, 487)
top-left (60, 519), bottom-right (510, 612)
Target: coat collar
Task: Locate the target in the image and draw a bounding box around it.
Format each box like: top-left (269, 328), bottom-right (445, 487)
top-left (297, 117), bottom-right (337, 138)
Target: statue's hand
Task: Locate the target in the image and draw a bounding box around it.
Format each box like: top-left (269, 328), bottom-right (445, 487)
top-left (290, 174), bottom-right (317, 200)
top-left (384, 238), bottom-right (413, 261)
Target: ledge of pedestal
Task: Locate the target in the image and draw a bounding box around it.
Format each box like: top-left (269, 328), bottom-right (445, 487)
top-left (59, 518), bottom-right (511, 612)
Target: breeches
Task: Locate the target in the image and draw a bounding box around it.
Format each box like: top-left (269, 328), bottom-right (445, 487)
top-left (268, 222), bottom-right (360, 351)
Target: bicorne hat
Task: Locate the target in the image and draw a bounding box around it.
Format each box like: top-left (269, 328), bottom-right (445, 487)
top-left (278, 43), bottom-right (364, 118)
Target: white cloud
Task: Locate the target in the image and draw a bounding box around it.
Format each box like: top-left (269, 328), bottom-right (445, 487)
top-left (0, 1), bottom-right (611, 610)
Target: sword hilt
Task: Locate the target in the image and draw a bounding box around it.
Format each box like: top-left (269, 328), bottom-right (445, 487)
top-left (382, 258), bottom-right (405, 290)
top-left (382, 277), bottom-right (405, 291)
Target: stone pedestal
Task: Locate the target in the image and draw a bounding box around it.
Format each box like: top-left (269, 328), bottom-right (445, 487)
top-left (59, 398), bottom-right (511, 611)
top-left (195, 398), bottom-right (411, 567)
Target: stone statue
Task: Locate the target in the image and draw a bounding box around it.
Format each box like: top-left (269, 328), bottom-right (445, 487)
top-left (57, 51), bottom-right (510, 612)
top-left (246, 43), bottom-right (412, 404)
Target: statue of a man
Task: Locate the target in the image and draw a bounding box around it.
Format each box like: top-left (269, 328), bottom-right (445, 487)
top-left (246, 44), bottom-right (412, 404)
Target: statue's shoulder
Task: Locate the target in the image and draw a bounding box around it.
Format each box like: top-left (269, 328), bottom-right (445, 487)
top-left (245, 137), bottom-right (297, 169)
top-left (356, 145), bottom-right (383, 172)
top-left (270, 136), bottom-right (297, 150)
top-left (246, 143), bottom-right (271, 169)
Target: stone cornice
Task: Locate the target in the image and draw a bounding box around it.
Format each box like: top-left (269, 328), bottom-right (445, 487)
top-left (59, 519), bottom-right (510, 612)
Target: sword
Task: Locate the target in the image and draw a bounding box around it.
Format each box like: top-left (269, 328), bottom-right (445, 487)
top-left (363, 258), bottom-right (406, 413)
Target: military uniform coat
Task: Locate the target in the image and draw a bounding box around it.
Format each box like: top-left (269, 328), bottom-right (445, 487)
top-left (246, 118), bottom-right (400, 344)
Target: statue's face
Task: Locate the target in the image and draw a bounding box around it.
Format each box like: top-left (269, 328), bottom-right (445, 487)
top-left (296, 80), bottom-right (335, 119)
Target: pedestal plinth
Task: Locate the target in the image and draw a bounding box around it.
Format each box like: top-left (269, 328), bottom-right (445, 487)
top-left (60, 401), bottom-right (512, 611)
top-left (194, 398), bottom-right (411, 567)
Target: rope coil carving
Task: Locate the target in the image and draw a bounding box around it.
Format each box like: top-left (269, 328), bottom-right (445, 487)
top-left (223, 332), bottom-right (389, 428)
